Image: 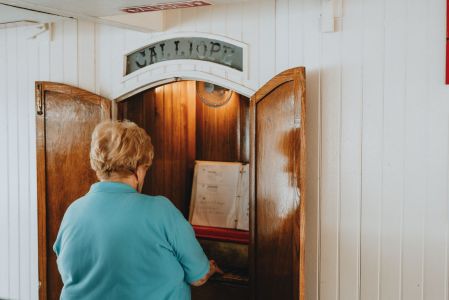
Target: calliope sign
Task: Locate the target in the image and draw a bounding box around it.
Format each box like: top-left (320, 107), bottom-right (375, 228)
top-left (125, 37), bottom-right (244, 75)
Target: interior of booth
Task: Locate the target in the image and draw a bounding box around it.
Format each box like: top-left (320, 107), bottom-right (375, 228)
top-left (116, 80), bottom-right (250, 300)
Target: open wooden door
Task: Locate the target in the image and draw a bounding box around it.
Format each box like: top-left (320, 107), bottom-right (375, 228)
top-left (250, 67), bottom-right (306, 300)
top-left (35, 82), bottom-right (111, 300)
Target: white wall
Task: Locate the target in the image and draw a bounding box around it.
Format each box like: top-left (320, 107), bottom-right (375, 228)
top-left (1, 0), bottom-right (448, 299)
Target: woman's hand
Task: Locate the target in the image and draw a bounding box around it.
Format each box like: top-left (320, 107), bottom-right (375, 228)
top-left (191, 260), bottom-right (223, 287)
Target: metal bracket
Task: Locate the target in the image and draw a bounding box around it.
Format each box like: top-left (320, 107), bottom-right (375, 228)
top-left (27, 22), bottom-right (53, 41)
top-left (36, 83), bottom-right (43, 115)
top-left (321, 0), bottom-right (342, 33)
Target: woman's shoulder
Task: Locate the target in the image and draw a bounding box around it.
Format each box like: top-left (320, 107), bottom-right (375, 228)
top-left (134, 193), bottom-right (178, 212)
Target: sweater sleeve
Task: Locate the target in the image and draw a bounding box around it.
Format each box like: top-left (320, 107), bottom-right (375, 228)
top-left (161, 197), bottom-right (210, 284)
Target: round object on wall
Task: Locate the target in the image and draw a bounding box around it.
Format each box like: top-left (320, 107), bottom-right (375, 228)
top-left (196, 81), bottom-right (233, 107)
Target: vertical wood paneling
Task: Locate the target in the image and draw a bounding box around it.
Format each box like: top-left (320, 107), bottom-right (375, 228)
top-left (319, 21), bottom-right (342, 300)
top-left (225, 4), bottom-right (243, 83)
top-left (123, 28), bottom-right (149, 56)
top-left (27, 31), bottom-right (40, 300)
top-left (209, 5), bottom-right (227, 78)
top-left (210, 5), bottom-right (226, 37)
top-left (78, 20), bottom-right (96, 92)
top-left (302, 1), bottom-right (322, 299)
top-left (258, 0), bottom-right (276, 86)
top-left (401, 0), bottom-right (428, 299)
top-left (38, 33), bottom-right (50, 81)
top-left (241, 2), bottom-right (259, 88)
top-left (180, 7), bottom-right (198, 32)
top-left (424, 0), bottom-right (449, 299)
top-left (165, 8), bottom-right (183, 33)
top-left (6, 26), bottom-right (20, 300)
top-left (275, 0), bottom-right (289, 73)
top-left (0, 27), bottom-right (9, 299)
top-left (288, 0), bottom-right (304, 67)
top-left (360, 0), bottom-right (385, 299)
top-left (117, 82), bottom-right (197, 215)
top-left (110, 28), bottom-right (127, 93)
top-left (339, 0), bottom-right (363, 298)
top-left (17, 26), bottom-right (31, 300)
top-left (190, 6), bottom-right (212, 75)
top-left (62, 19), bottom-right (78, 86)
top-left (96, 24), bottom-right (113, 98)
top-left (381, 0), bottom-right (407, 298)
top-left (225, 4), bottom-right (242, 42)
top-left (196, 92), bottom-right (248, 162)
top-left (50, 22), bottom-right (64, 81)
top-left (2, 1), bottom-right (449, 299)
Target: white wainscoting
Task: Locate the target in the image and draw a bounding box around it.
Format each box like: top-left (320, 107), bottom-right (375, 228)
top-left (0, 0), bottom-right (448, 299)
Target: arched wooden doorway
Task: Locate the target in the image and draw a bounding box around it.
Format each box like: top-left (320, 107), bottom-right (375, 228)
top-left (36, 67), bottom-right (306, 300)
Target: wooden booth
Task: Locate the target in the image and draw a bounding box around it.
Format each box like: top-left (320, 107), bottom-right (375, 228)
top-left (36, 67), bottom-right (306, 300)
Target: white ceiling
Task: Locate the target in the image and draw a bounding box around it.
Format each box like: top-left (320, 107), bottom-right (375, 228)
top-left (0, 4), bottom-right (62, 26)
top-left (0, 0), bottom-right (252, 31)
top-left (0, 0), bottom-right (250, 18)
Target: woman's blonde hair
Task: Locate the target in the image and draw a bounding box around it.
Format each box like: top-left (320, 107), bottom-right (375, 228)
top-left (90, 120), bottom-right (154, 179)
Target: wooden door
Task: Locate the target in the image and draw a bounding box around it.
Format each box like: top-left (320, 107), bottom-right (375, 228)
top-left (35, 82), bottom-right (111, 300)
top-left (250, 67), bottom-right (306, 300)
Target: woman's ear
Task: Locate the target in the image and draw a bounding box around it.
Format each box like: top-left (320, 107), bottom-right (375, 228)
top-left (136, 165), bottom-right (149, 192)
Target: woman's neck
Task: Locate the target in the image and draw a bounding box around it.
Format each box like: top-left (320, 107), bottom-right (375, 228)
top-left (102, 176), bottom-right (137, 190)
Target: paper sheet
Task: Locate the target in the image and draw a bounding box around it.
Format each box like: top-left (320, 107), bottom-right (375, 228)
top-left (190, 161), bottom-right (242, 229)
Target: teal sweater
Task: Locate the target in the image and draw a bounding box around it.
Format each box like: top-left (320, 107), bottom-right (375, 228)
top-left (53, 182), bottom-right (209, 300)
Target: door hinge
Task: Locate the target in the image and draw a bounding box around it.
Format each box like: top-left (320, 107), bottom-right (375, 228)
top-left (36, 83), bottom-right (43, 115)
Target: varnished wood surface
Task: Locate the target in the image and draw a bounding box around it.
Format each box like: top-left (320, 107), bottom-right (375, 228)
top-left (36, 82), bottom-right (110, 300)
top-left (117, 81), bottom-right (250, 215)
top-left (250, 67), bottom-right (306, 300)
top-left (36, 71), bottom-right (305, 300)
top-left (196, 91), bottom-right (249, 163)
top-left (198, 239), bottom-right (248, 272)
top-left (118, 81), bottom-right (251, 299)
top-left (191, 281), bottom-right (249, 300)
top-left (118, 81), bottom-right (196, 215)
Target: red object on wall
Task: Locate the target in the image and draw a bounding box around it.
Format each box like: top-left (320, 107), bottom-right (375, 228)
top-left (122, 1), bottom-right (211, 13)
top-left (192, 225), bottom-right (250, 244)
top-left (446, 0), bottom-right (449, 84)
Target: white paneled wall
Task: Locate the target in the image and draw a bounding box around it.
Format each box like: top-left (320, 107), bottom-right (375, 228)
top-left (1, 0), bottom-right (449, 299)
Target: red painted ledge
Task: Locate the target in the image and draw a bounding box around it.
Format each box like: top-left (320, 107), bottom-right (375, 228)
top-left (192, 225), bottom-right (250, 244)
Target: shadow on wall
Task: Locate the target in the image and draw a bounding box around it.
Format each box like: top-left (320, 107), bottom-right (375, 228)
top-left (304, 67), bottom-right (320, 300)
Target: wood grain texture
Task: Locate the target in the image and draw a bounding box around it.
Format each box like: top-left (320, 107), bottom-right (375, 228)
top-left (191, 281), bottom-right (249, 300)
top-left (117, 81), bottom-right (196, 215)
top-left (36, 82), bottom-right (110, 300)
top-left (118, 81), bottom-right (250, 215)
top-left (196, 91), bottom-right (249, 163)
top-left (117, 80), bottom-right (251, 299)
top-left (250, 67), bottom-right (306, 300)
top-left (6, 2), bottom-right (449, 299)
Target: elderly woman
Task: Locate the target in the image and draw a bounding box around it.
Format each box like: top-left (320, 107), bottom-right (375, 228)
top-left (53, 120), bottom-right (221, 299)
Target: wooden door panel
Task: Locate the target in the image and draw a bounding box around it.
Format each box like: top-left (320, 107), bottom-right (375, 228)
top-left (36, 82), bottom-right (111, 300)
top-left (250, 68), bottom-right (306, 300)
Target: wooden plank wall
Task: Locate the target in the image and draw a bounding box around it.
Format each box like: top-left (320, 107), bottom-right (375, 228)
top-left (117, 81), bottom-right (249, 216)
top-left (0, 19), bottom-right (90, 300)
top-left (1, 0), bottom-right (449, 299)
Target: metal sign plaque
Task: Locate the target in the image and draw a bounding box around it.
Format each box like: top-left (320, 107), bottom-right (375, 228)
top-left (122, 1), bottom-right (211, 13)
top-left (125, 37), bottom-right (244, 75)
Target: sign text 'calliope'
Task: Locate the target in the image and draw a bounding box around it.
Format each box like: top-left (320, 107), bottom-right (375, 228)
top-left (126, 37), bottom-right (244, 75)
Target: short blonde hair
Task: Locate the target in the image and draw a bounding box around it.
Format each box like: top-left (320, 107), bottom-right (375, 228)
top-left (90, 120), bottom-right (154, 179)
